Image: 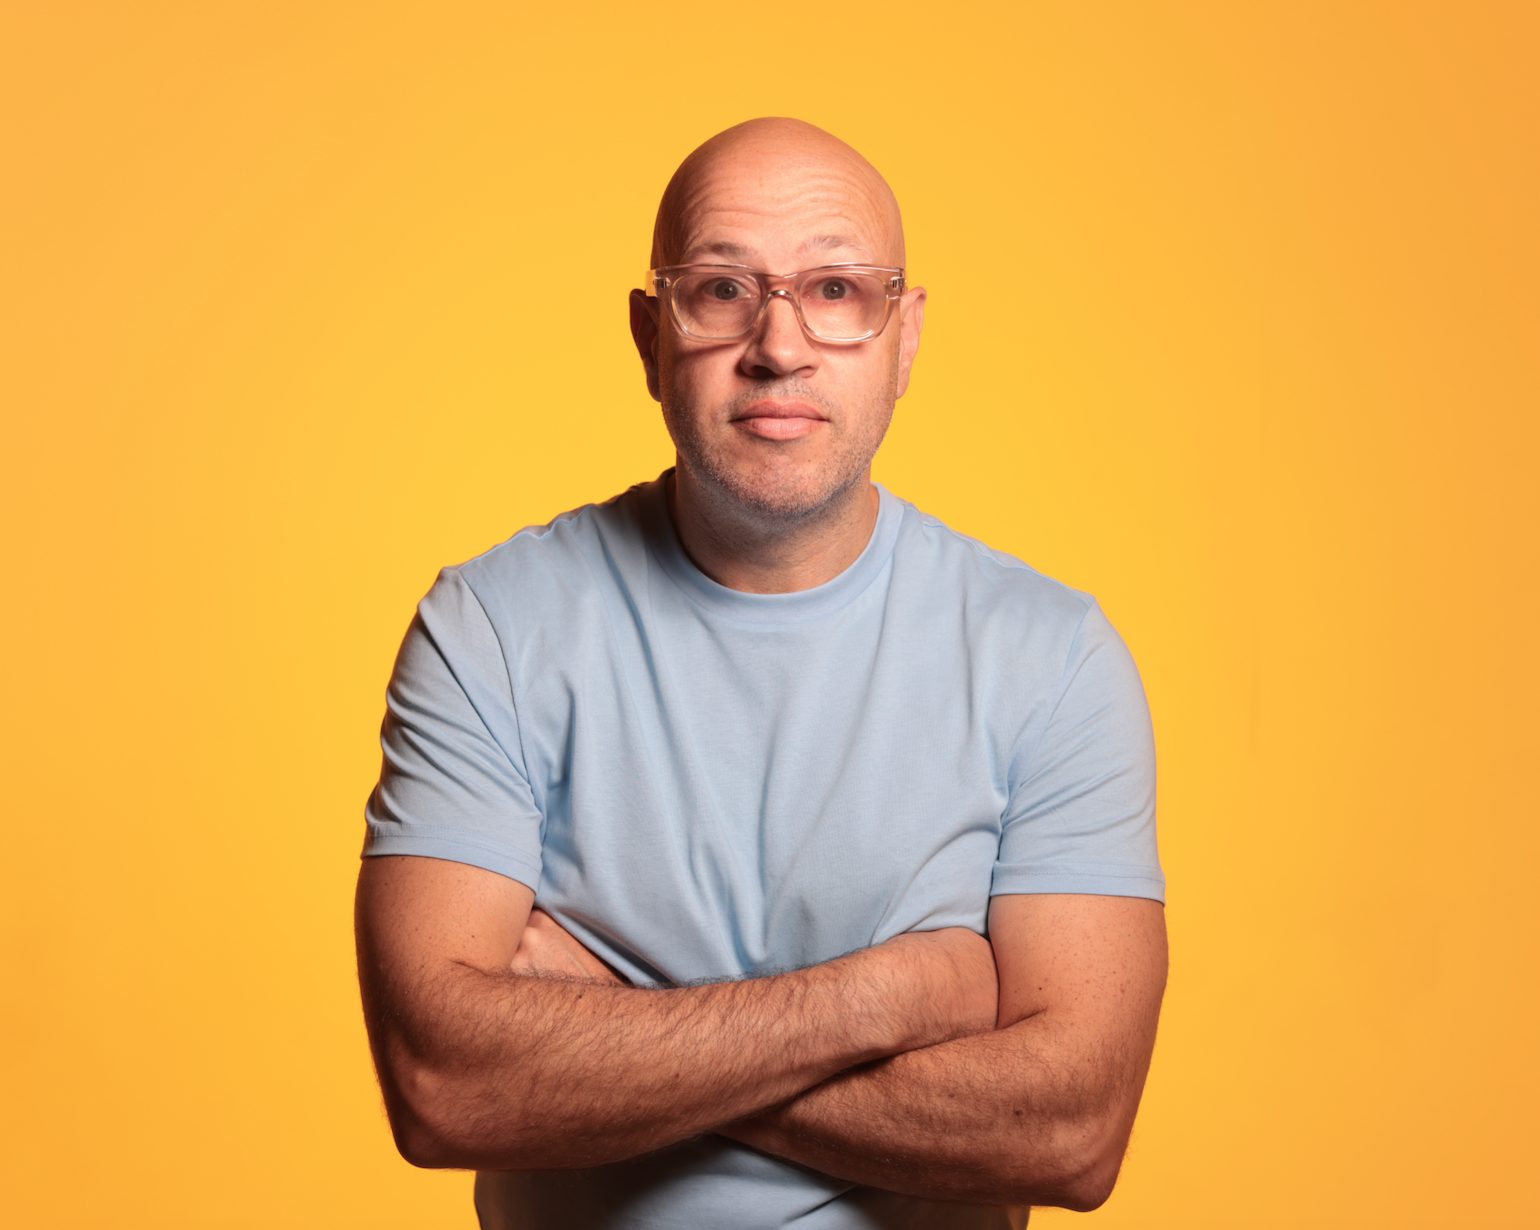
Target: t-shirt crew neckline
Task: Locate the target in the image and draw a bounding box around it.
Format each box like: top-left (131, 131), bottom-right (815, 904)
top-left (640, 467), bottom-right (903, 626)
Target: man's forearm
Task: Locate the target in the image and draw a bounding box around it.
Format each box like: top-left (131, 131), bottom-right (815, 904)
top-left (717, 1011), bottom-right (1098, 1209)
top-left (380, 931), bottom-right (990, 1172)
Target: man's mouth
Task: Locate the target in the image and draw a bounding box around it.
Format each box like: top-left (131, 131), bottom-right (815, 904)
top-left (732, 400), bottom-right (828, 440)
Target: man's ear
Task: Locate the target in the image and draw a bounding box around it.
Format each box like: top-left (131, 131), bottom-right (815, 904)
top-left (894, 286), bottom-right (926, 400)
top-left (629, 288), bottom-right (662, 403)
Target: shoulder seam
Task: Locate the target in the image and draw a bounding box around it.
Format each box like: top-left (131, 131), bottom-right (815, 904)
top-left (450, 496), bottom-right (618, 571)
top-left (1006, 598), bottom-right (1101, 792)
top-left (906, 505), bottom-right (1095, 604)
top-left (444, 566), bottom-right (537, 793)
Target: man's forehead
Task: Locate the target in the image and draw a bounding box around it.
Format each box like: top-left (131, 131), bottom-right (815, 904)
top-left (651, 119), bottom-right (905, 269)
top-left (679, 232), bottom-right (880, 266)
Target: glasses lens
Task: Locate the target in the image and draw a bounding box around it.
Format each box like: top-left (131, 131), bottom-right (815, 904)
top-left (798, 271), bottom-right (888, 340)
top-left (670, 271), bottom-right (762, 338)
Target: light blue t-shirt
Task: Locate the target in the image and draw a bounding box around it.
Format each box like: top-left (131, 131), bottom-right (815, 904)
top-left (362, 469), bottom-right (1164, 1229)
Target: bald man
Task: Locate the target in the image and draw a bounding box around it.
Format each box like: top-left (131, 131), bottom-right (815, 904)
top-left (356, 118), bottom-right (1168, 1229)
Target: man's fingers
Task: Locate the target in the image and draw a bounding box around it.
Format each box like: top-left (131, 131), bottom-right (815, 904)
top-left (514, 906), bottom-right (628, 985)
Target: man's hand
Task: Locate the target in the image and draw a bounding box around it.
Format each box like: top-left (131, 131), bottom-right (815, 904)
top-left (511, 908), bottom-right (629, 985)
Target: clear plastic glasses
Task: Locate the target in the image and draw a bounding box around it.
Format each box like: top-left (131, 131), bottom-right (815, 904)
top-left (646, 263), bottom-right (907, 344)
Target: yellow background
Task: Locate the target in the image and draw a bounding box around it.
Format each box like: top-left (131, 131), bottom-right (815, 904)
top-left (4, 2), bottom-right (1536, 1226)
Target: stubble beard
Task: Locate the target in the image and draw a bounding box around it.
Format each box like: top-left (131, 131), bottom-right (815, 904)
top-left (661, 373), bottom-right (898, 533)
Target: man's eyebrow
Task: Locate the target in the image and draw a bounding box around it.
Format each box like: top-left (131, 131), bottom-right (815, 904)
top-left (798, 233), bottom-right (870, 257)
top-left (681, 240), bottom-right (757, 262)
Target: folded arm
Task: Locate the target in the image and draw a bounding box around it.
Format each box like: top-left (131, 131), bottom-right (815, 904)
top-left (718, 893), bottom-right (1169, 1210)
top-left (353, 854), bottom-right (998, 1172)
top-left (515, 891), bottom-right (1166, 1209)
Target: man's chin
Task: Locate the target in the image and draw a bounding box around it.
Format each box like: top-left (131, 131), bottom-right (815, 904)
top-left (711, 470), bottom-right (862, 527)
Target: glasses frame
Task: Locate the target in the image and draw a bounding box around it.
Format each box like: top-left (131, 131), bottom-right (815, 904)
top-left (646, 262), bottom-right (907, 345)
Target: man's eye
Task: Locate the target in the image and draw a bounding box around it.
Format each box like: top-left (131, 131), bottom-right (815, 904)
top-left (708, 280), bottom-right (744, 300)
top-left (818, 279), bottom-right (850, 300)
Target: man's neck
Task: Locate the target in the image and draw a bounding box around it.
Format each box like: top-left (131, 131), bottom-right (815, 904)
top-left (666, 468), bottom-right (880, 595)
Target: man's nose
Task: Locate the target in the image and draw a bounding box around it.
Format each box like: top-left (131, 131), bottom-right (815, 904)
top-left (738, 290), bottom-right (818, 379)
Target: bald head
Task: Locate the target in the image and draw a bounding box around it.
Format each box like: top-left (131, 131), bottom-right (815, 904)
top-left (649, 117), bottom-right (906, 272)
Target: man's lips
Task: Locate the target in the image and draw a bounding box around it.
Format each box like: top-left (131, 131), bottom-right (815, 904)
top-left (732, 400), bottom-right (828, 422)
top-left (732, 400), bottom-right (828, 441)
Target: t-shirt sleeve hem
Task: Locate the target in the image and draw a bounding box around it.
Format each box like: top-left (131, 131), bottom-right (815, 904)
top-left (361, 833), bottom-right (542, 894)
top-left (990, 861), bottom-right (1166, 903)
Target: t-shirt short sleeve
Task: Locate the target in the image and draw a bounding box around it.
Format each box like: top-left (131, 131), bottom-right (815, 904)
top-left (361, 565), bottom-right (544, 892)
top-left (992, 600), bottom-right (1166, 903)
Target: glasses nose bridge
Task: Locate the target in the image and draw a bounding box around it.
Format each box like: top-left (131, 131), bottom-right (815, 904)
top-left (752, 280), bottom-right (811, 340)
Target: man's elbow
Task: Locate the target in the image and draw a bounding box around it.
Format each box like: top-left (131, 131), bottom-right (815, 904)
top-left (1009, 1115), bottom-right (1128, 1213)
top-left (377, 1056), bottom-right (462, 1168)
top-left (388, 1106), bottom-right (458, 1171)
top-left (378, 1054), bottom-right (521, 1171)
top-left (1052, 1150), bottom-right (1122, 1213)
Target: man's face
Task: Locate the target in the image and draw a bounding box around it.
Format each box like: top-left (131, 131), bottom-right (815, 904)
top-left (632, 142), bottom-right (925, 525)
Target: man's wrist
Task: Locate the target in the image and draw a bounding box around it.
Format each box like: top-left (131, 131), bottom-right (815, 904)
top-left (867, 928), bottom-right (999, 1052)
